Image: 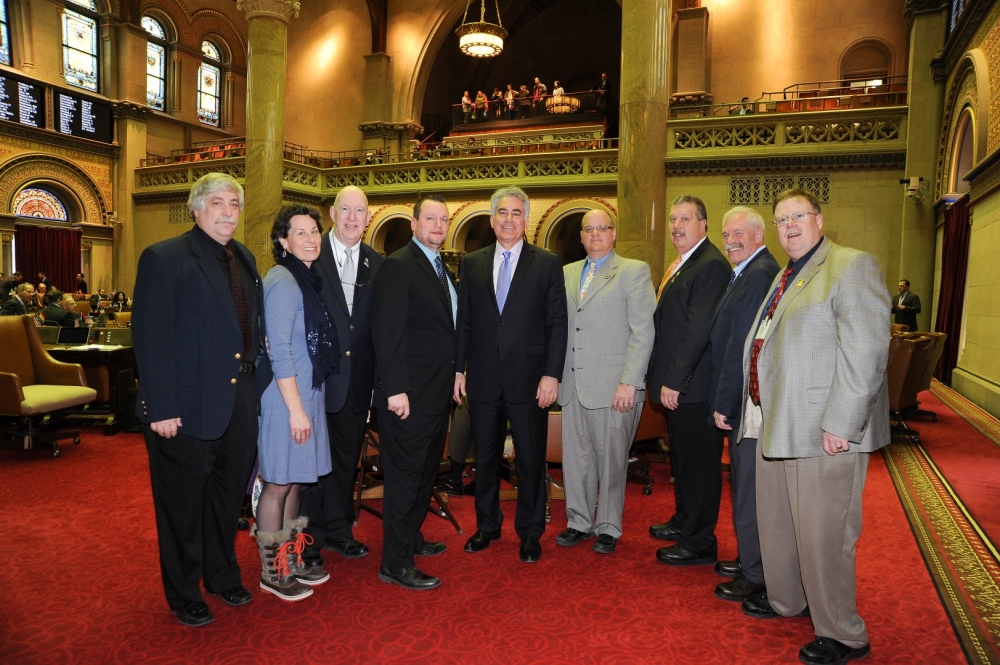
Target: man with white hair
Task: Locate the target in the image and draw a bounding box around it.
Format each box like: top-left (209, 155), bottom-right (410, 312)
top-left (133, 172), bottom-right (263, 626)
top-left (706, 206), bottom-right (780, 601)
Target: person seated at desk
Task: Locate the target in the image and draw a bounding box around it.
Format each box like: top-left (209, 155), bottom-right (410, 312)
top-left (33, 283), bottom-right (48, 310)
top-left (41, 291), bottom-right (82, 327)
top-left (0, 283), bottom-right (34, 316)
top-left (111, 291), bottom-right (131, 312)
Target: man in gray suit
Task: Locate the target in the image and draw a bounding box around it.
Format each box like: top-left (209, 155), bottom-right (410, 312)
top-left (555, 209), bottom-right (655, 554)
top-left (738, 189), bottom-right (890, 665)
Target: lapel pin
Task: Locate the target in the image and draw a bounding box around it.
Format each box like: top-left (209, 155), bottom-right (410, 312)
top-left (796, 279), bottom-right (805, 287)
top-left (604, 274), bottom-right (611, 279)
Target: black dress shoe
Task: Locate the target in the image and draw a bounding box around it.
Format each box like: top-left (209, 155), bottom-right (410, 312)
top-left (413, 541), bottom-right (447, 557)
top-left (464, 530), bottom-right (501, 552)
top-left (799, 637), bottom-right (871, 665)
top-left (378, 566), bottom-right (441, 590)
top-left (741, 591), bottom-right (810, 619)
top-left (171, 601), bottom-right (214, 627)
top-left (519, 536), bottom-right (542, 563)
top-left (555, 528), bottom-right (595, 547)
top-left (649, 521), bottom-right (682, 541)
top-left (655, 543), bottom-right (717, 566)
top-left (714, 558), bottom-right (742, 577)
top-left (714, 575), bottom-right (765, 601)
top-left (592, 534), bottom-right (617, 554)
top-left (300, 548), bottom-right (325, 569)
top-left (324, 537), bottom-right (369, 559)
top-left (440, 478), bottom-right (466, 497)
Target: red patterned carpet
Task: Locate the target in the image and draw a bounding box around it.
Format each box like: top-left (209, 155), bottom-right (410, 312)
top-left (1, 427), bottom-right (966, 664)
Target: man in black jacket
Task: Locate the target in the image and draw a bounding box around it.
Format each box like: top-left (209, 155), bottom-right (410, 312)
top-left (371, 194), bottom-right (455, 590)
top-left (647, 195), bottom-right (731, 566)
top-left (454, 185), bottom-right (568, 563)
top-left (891, 279), bottom-right (921, 331)
top-left (132, 173), bottom-right (262, 627)
top-left (40, 291), bottom-right (80, 327)
top-left (707, 207), bottom-right (780, 600)
top-left (0, 282), bottom-right (33, 316)
top-left (300, 186), bottom-right (383, 566)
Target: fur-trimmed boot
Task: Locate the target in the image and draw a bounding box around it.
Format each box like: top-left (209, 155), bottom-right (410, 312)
top-left (251, 525), bottom-right (313, 602)
top-left (284, 516), bottom-right (330, 586)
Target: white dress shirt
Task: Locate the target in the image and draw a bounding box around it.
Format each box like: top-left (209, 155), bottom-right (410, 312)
top-left (493, 239), bottom-right (524, 293)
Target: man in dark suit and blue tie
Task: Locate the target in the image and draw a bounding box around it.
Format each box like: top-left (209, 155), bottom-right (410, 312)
top-left (647, 195), bottom-right (731, 566)
top-left (371, 194), bottom-right (456, 590)
top-left (299, 186), bottom-right (384, 567)
top-left (454, 185), bottom-right (568, 563)
top-left (706, 207), bottom-right (780, 600)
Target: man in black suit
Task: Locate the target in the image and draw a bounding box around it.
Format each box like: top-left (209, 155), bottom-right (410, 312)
top-left (40, 291), bottom-right (81, 327)
top-left (647, 195), bottom-right (731, 565)
top-left (37, 271), bottom-right (53, 291)
top-left (299, 186), bottom-right (383, 567)
top-left (132, 173), bottom-right (262, 626)
top-left (891, 279), bottom-right (921, 331)
top-left (454, 186), bottom-right (568, 563)
top-left (0, 282), bottom-right (33, 316)
top-left (372, 194), bottom-right (456, 590)
top-left (706, 207), bottom-right (780, 601)
top-left (1, 271), bottom-right (23, 297)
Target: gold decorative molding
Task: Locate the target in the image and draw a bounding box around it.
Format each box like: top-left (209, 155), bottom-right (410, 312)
top-left (236, 0), bottom-right (300, 23)
top-left (81, 241), bottom-right (92, 251)
top-left (1, 233), bottom-right (13, 245)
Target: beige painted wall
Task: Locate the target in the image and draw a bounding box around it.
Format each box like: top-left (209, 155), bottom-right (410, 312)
top-left (700, 0), bottom-right (909, 105)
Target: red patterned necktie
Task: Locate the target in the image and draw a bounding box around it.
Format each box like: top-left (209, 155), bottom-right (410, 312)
top-left (749, 266), bottom-right (794, 405)
top-left (224, 245), bottom-right (252, 356)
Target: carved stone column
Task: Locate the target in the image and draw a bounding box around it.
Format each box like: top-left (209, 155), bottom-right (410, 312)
top-left (237, 0), bottom-right (299, 269)
top-left (111, 101), bottom-right (150, 296)
top-left (616, 0), bottom-right (669, 278)
top-left (899, 2), bottom-right (947, 332)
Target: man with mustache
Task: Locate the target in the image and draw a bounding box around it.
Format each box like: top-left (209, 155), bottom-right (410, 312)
top-left (706, 207), bottom-right (779, 601)
top-left (455, 185), bottom-right (568, 563)
top-left (299, 186), bottom-right (384, 568)
top-left (738, 188), bottom-right (889, 665)
top-left (647, 195), bottom-right (731, 566)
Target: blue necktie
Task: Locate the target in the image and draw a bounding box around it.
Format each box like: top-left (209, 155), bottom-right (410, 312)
top-left (496, 251), bottom-right (512, 312)
top-left (727, 271), bottom-right (737, 288)
top-left (434, 256), bottom-right (453, 321)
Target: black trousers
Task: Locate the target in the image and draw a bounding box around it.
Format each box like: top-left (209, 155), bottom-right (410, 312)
top-left (144, 373), bottom-right (258, 609)
top-left (729, 432), bottom-right (764, 584)
top-left (378, 406), bottom-right (448, 572)
top-left (666, 402), bottom-right (724, 552)
top-left (469, 394), bottom-right (548, 539)
top-left (300, 385), bottom-right (369, 549)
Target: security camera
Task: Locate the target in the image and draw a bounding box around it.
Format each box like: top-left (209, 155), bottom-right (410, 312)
top-left (900, 177), bottom-right (926, 204)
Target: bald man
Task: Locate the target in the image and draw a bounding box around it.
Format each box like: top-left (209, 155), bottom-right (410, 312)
top-left (300, 186), bottom-right (385, 568)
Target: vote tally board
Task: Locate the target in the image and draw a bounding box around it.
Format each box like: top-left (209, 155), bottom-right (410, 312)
top-left (0, 71), bottom-right (113, 144)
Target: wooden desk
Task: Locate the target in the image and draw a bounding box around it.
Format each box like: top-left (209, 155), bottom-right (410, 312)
top-left (47, 346), bottom-right (137, 435)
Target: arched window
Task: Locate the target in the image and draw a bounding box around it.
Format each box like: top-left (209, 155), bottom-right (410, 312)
top-left (142, 16), bottom-right (167, 111)
top-left (950, 108), bottom-right (975, 194)
top-left (12, 188), bottom-right (69, 221)
top-left (840, 39), bottom-right (891, 84)
top-left (198, 40), bottom-right (222, 126)
top-left (0, 0), bottom-right (11, 66)
top-left (63, 0), bottom-right (99, 92)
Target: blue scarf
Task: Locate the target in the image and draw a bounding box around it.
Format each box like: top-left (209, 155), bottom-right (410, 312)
top-left (275, 253), bottom-right (340, 388)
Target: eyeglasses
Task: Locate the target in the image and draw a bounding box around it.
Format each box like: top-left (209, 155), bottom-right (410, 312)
top-left (772, 211), bottom-right (816, 227)
top-left (583, 225), bottom-right (615, 234)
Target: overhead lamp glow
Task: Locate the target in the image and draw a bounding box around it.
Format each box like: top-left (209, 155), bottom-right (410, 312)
top-left (456, 0), bottom-right (507, 58)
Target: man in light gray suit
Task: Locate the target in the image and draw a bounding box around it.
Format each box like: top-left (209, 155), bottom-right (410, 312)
top-left (738, 189), bottom-right (890, 665)
top-left (555, 209), bottom-right (655, 554)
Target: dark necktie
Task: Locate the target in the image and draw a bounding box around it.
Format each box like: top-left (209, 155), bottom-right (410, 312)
top-left (727, 271), bottom-right (737, 288)
top-left (749, 266), bottom-right (794, 405)
top-left (434, 256), bottom-right (453, 323)
top-left (224, 245), bottom-right (252, 356)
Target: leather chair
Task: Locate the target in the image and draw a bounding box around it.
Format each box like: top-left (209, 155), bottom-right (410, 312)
top-left (0, 315), bottom-right (97, 457)
top-left (891, 323), bottom-right (908, 334)
top-left (886, 334), bottom-right (935, 443)
top-left (353, 409), bottom-right (463, 534)
top-left (111, 311), bottom-right (131, 327)
top-left (907, 332), bottom-right (947, 421)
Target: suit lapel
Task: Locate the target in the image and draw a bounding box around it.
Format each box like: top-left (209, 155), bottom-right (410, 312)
top-left (504, 241), bottom-right (534, 306)
top-left (768, 240), bottom-right (830, 332)
top-left (410, 240), bottom-right (452, 317)
top-left (191, 231), bottom-right (240, 334)
top-left (580, 252), bottom-right (617, 307)
top-left (481, 243), bottom-right (500, 315)
top-left (355, 244), bottom-right (373, 312)
top-left (566, 259), bottom-right (582, 304)
top-left (317, 232), bottom-right (348, 317)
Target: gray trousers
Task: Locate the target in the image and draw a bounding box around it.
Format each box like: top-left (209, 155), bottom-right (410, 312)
top-left (562, 389), bottom-right (644, 538)
top-left (729, 432), bottom-right (764, 585)
top-left (756, 444), bottom-right (869, 648)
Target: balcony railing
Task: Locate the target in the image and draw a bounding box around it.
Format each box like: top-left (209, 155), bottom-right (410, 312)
top-left (451, 89), bottom-right (612, 129)
top-left (141, 138), bottom-right (312, 167)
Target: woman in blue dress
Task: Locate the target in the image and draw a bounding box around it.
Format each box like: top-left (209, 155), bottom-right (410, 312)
top-left (253, 205), bottom-right (341, 602)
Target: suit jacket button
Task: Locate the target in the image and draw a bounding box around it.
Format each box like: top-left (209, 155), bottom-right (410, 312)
top-left (349, 325), bottom-right (354, 331)
top-left (235, 353), bottom-right (241, 359)
top-left (231, 378), bottom-right (237, 384)
top-left (346, 351), bottom-right (351, 357)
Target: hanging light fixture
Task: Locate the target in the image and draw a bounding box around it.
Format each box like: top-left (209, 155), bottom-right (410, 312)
top-left (456, 0), bottom-right (507, 58)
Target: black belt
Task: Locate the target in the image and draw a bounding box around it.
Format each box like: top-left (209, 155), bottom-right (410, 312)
top-left (238, 361), bottom-right (256, 374)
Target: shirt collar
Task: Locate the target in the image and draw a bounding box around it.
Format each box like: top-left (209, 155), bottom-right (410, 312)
top-left (411, 237), bottom-right (441, 264)
top-left (679, 236), bottom-right (707, 264)
top-left (328, 231), bottom-right (360, 261)
top-left (494, 239), bottom-right (524, 261)
top-left (732, 245), bottom-right (766, 278)
top-left (788, 236), bottom-right (825, 271)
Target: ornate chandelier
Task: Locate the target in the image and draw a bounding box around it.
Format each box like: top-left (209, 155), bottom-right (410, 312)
top-left (456, 0), bottom-right (507, 58)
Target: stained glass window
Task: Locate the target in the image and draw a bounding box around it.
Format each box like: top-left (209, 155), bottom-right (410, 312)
top-left (950, 0), bottom-right (966, 33)
top-left (142, 17), bottom-right (166, 111)
top-left (12, 188), bottom-right (69, 221)
top-left (62, 1), bottom-right (98, 91)
top-left (198, 41), bottom-right (221, 126)
top-left (1, 1), bottom-right (11, 66)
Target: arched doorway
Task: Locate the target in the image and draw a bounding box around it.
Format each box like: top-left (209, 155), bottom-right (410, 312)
top-left (378, 217), bottom-right (413, 256)
top-left (547, 212), bottom-right (587, 266)
top-left (458, 214), bottom-right (495, 253)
